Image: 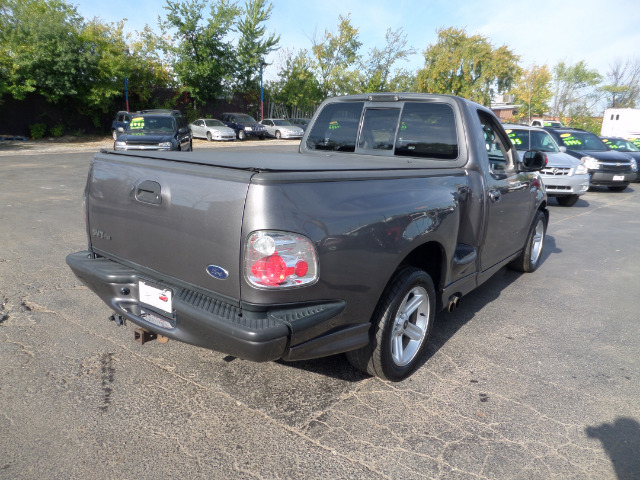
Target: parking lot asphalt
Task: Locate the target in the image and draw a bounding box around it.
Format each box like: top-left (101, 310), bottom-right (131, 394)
top-left (1, 143), bottom-right (639, 479)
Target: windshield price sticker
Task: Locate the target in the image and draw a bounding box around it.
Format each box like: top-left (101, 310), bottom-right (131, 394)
top-left (139, 281), bottom-right (173, 314)
top-left (130, 117), bottom-right (145, 129)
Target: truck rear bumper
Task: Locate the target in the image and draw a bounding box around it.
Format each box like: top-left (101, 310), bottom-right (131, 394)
top-left (66, 251), bottom-right (359, 362)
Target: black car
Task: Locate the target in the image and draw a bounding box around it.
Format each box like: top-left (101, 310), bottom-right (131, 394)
top-left (545, 127), bottom-right (636, 191)
top-left (220, 112), bottom-right (266, 140)
top-left (600, 136), bottom-right (640, 182)
top-left (111, 111), bottom-right (133, 140)
top-left (114, 110), bottom-right (192, 152)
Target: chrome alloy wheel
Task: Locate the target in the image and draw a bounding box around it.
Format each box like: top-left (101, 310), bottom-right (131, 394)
top-left (530, 218), bottom-right (545, 265)
top-left (390, 286), bottom-right (429, 367)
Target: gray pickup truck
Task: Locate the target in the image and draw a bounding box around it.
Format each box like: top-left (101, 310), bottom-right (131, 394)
top-left (67, 93), bottom-right (548, 381)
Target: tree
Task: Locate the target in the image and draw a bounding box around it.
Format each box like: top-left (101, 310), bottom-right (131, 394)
top-left (234, 0), bottom-right (279, 101)
top-left (415, 27), bottom-right (521, 106)
top-left (0, 0), bottom-right (94, 103)
top-left (510, 64), bottom-right (553, 123)
top-left (550, 60), bottom-right (601, 119)
top-left (359, 28), bottom-right (416, 93)
top-left (311, 14), bottom-right (362, 97)
top-left (269, 48), bottom-right (323, 111)
top-left (160, 0), bottom-right (241, 105)
top-left (601, 58), bottom-right (640, 108)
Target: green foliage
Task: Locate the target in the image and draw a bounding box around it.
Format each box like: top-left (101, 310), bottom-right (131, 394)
top-left (551, 60), bottom-right (601, 118)
top-left (1, 0), bottom-right (92, 102)
top-left (359, 28), bottom-right (416, 93)
top-left (29, 123), bottom-right (47, 139)
top-left (1, 0), bottom-right (172, 121)
top-left (269, 49), bottom-right (323, 110)
top-left (600, 58), bottom-right (640, 108)
top-left (311, 14), bottom-right (362, 97)
top-left (415, 27), bottom-right (521, 106)
top-left (50, 124), bottom-right (64, 137)
top-left (160, 0), bottom-right (241, 104)
top-left (511, 64), bottom-right (553, 122)
top-left (234, 0), bottom-right (279, 100)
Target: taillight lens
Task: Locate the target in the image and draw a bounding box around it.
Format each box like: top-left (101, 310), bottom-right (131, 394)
top-left (245, 231), bottom-right (318, 288)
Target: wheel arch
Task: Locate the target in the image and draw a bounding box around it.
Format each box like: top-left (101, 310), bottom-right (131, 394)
top-left (394, 240), bottom-right (446, 310)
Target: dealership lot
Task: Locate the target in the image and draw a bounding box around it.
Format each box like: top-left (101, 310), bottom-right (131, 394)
top-left (1, 143), bottom-right (639, 479)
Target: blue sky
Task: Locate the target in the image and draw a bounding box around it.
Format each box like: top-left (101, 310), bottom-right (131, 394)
top-left (72, 0), bottom-right (639, 83)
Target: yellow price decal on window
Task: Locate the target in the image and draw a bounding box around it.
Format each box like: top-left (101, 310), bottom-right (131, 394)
top-left (130, 117), bottom-right (145, 129)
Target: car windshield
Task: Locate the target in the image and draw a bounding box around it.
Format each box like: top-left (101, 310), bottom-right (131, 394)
top-left (556, 131), bottom-right (608, 151)
top-left (235, 114), bottom-right (257, 123)
top-left (506, 129), bottom-right (559, 152)
top-left (127, 115), bottom-right (176, 133)
top-left (601, 138), bottom-right (640, 152)
top-left (273, 119), bottom-right (292, 126)
top-left (204, 119), bottom-right (225, 127)
top-left (628, 137), bottom-right (640, 148)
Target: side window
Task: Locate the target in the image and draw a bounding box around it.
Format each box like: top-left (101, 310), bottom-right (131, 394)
top-left (477, 111), bottom-right (513, 174)
top-left (305, 102), bottom-right (364, 152)
top-left (395, 102), bottom-right (458, 159)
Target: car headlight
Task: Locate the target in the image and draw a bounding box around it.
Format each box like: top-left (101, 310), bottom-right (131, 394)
top-left (574, 163), bottom-right (588, 175)
top-left (158, 142), bottom-right (172, 148)
top-left (581, 156), bottom-right (600, 170)
top-left (631, 159), bottom-right (638, 173)
top-left (114, 141), bottom-right (127, 150)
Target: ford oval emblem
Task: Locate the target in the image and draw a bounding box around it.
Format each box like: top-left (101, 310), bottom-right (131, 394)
top-left (206, 265), bottom-right (229, 280)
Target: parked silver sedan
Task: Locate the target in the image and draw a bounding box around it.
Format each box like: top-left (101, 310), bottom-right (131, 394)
top-left (189, 119), bottom-right (236, 141)
top-left (259, 118), bottom-right (304, 139)
top-left (506, 125), bottom-right (590, 206)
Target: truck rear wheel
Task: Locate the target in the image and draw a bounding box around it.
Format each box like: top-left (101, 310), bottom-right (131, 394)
top-left (508, 210), bottom-right (547, 272)
top-left (346, 267), bottom-right (435, 382)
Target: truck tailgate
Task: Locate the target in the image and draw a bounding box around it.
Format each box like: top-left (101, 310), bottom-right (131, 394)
top-left (87, 152), bottom-right (253, 301)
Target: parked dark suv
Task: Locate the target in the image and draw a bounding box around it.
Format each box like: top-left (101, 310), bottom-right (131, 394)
top-left (545, 127), bottom-right (637, 191)
top-left (220, 112), bottom-right (266, 140)
top-left (114, 110), bottom-right (192, 152)
top-left (111, 111), bottom-right (133, 140)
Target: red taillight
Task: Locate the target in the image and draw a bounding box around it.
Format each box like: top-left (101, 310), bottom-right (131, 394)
top-left (251, 254), bottom-right (287, 286)
top-left (245, 231), bottom-right (318, 289)
top-left (294, 260), bottom-right (308, 277)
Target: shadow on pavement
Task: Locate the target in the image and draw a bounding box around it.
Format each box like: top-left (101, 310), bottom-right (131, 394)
top-left (586, 417), bottom-right (640, 480)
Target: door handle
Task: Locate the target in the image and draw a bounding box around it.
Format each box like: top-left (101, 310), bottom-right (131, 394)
top-left (135, 180), bottom-right (162, 205)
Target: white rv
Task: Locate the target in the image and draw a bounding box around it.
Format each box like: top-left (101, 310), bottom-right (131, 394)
top-left (601, 108), bottom-right (640, 138)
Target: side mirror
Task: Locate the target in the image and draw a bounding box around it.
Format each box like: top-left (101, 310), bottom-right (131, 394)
top-left (558, 146), bottom-right (567, 153)
top-left (520, 151), bottom-right (547, 171)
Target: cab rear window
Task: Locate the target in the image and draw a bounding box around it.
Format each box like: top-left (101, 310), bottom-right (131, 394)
top-left (305, 101), bottom-right (458, 160)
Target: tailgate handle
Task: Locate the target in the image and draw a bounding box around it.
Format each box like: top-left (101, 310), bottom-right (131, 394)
top-left (135, 180), bottom-right (162, 205)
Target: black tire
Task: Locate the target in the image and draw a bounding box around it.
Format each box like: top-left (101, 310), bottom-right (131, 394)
top-left (206, 131), bottom-right (212, 141)
top-left (188, 140), bottom-right (193, 151)
top-left (346, 267), bottom-right (435, 382)
top-left (508, 210), bottom-right (547, 273)
top-left (259, 135), bottom-right (265, 140)
top-left (556, 194), bottom-right (579, 207)
top-left (238, 130), bottom-right (246, 140)
top-left (275, 130), bottom-right (281, 139)
top-left (608, 185), bottom-right (628, 192)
